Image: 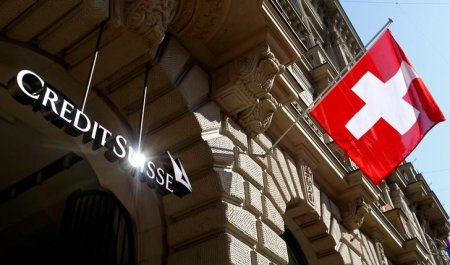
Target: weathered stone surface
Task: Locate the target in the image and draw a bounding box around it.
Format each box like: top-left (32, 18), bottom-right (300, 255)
top-left (330, 199), bottom-right (342, 222)
top-left (255, 132), bottom-right (273, 151)
top-left (39, 0), bottom-right (109, 53)
top-left (146, 113), bottom-right (202, 154)
top-left (6, 0), bottom-right (80, 42)
top-left (164, 170), bottom-right (245, 218)
top-left (248, 138), bottom-right (268, 169)
top-left (318, 253), bottom-right (345, 265)
top-left (168, 201), bottom-right (257, 247)
top-left (168, 232), bottom-right (252, 265)
top-left (178, 65), bottom-right (210, 108)
top-left (274, 148), bottom-right (296, 201)
top-left (349, 247), bottom-right (363, 265)
top-left (285, 153), bottom-right (304, 201)
top-left (310, 234), bottom-right (338, 257)
top-left (301, 219), bottom-right (329, 240)
top-left (320, 191), bottom-right (332, 231)
top-left (267, 157), bottom-right (291, 203)
top-left (257, 221), bottom-right (288, 265)
top-left (194, 102), bottom-right (222, 135)
top-left (251, 251), bottom-right (273, 265)
top-left (206, 136), bottom-right (235, 167)
top-left (263, 172), bottom-right (286, 214)
top-left (338, 242), bottom-right (352, 265)
top-left (145, 88), bottom-right (187, 131)
top-left (158, 37), bottom-right (191, 83)
top-left (244, 181), bottom-right (263, 217)
top-left (262, 196), bottom-right (284, 235)
top-left (329, 218), bottom-right (343, 247)
top-left (235, 151), bottom-right (264, 189)
top-left (222, 116), bottom-right (248, 151)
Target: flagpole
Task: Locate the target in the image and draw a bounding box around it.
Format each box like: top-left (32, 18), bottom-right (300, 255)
top-left (263, 18), bottom-right (393, 157)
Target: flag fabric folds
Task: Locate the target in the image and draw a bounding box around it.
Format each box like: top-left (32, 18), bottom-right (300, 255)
top-left (310, 29), bottom-right (445, 184)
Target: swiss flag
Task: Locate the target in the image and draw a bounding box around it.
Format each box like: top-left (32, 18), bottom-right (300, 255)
top-left (310, 30), bottom-right (445, 184)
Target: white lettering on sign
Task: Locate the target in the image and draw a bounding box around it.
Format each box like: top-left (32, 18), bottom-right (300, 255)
top-left (8, 70), bottom-right (192, 197)
top-left (345, 61), bottom-right (420, 139)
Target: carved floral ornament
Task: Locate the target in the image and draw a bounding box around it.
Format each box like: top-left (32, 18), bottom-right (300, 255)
top-left (126, 0), bottom-right (178, 46)
top-left (300, 164), bottom-right (315, 207)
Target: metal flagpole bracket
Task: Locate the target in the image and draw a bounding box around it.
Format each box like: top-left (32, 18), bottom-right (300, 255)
top-left (263, 18), bottom-right (393, 158)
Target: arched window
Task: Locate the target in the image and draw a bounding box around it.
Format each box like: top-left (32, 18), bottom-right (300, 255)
top-left (282, 228), bottom-right (309, 265)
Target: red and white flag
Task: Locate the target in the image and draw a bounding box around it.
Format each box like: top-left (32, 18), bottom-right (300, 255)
top-left (310, 29), bottom-right (445, 184)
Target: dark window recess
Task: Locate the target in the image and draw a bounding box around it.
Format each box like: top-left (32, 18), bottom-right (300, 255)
top-left (282, 228), bottom-right (309, 265)
top-left (59, 190), bottom-right (136, 265)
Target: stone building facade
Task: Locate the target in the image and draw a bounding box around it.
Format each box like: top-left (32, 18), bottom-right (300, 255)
top-left (0, 0), bottom-right (448, 265)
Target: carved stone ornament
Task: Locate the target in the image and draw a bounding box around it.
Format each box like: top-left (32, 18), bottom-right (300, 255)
top-left (126, 0), bottom-right (177, 46)
top-left (429, 236), bottom-right (450, 265)
top-left (341, 198), bottom-right (370, 231)
top-left (212, 44), bottom-right (284, 138)
top-left (170, 0), bottom-right (231, 42)
top-left (300, 164), bottom-right (315, 207)
top-left (375, 241), bottom-right (388, 265)
top-left (237, 94), bottom-right (278, 138)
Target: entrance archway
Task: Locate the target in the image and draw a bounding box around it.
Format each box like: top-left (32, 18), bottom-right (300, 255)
top-left (60, 189), bottom-right (136, 265)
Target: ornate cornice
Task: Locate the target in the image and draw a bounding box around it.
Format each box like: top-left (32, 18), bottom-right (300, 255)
top-left (126, 0), bottom-right (178, 46)
top-left (212, 44), bottom-right (284, 138)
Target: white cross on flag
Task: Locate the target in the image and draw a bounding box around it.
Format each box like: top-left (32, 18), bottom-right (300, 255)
top-left (310, 30), bottom-right (445, 184)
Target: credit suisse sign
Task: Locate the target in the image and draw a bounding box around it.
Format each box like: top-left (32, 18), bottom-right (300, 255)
top-left (7, 70), bottom-right (192, 197)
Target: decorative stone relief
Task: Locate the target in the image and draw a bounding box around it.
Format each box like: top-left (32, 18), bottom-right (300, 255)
top-left (435, 239), bottom-right (450, 265)
top-left (213, 44), bottom-right (284, 138)
top-left (170, 0), bottom-right (231, 42)
top-left (426, 234), bottom-right (450, 265)
top-left (300, 164), bottom-right (315, 208)
top-left (375, 241), bottom-right (388, 265)
top-left (341, 198), bottom-right (370, 231)
top-left (126, 0), bottom-right (177, 46)
top-left (237, 94), bottom-right (278, 138)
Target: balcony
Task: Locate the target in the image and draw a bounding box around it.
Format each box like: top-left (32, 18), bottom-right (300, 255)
top-left (271, 0), bottom-right (314, 49)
